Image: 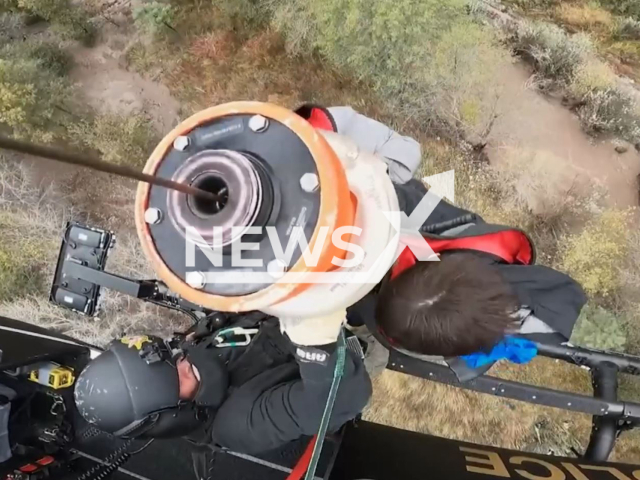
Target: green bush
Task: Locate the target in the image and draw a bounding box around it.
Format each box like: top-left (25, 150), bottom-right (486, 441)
top-left (571, 304), bottom-right (627, 352)
top-left (0, 57), bottom-right (70, 142)
top-left (133, 1), bottom-right (176, 37)
top-left (16, 0), bottom-right (94, 43)
top-left (70, 113), bottom-right (158, 167)
top-left (267, 0), bottom-right (511, 138)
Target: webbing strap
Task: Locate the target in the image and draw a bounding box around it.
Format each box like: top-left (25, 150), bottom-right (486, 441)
top-left (304, 330), bottom-right (347, 480)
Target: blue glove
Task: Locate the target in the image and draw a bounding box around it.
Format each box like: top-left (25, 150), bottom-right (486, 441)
top-left (460, 337), bottom-right (538, 369)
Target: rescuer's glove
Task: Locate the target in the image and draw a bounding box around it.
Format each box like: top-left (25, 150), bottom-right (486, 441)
top-left (279, 309), bottom-right (347, 346)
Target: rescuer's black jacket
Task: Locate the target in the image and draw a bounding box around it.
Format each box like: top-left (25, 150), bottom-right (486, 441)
top-left (189, 317), bottom-right (371, 455)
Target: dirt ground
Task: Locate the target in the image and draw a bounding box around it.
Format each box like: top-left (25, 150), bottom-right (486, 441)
top-left (488, 62), bottom-right (640, 209)
top-left (69, 25), bottom-right (180, 132)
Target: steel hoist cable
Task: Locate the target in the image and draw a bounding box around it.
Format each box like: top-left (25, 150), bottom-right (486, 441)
top-left (0, 135), bottom-right (220, 202)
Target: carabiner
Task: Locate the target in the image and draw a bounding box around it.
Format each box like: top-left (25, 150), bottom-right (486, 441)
top-left (214, 327), bottom-right (259, 348)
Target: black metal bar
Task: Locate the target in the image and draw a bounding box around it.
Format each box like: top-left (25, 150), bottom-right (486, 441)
top-left (387, 350), bottom-right (640, 420)
top-left (64, 262), bottom-right (157, 299)
top-left (584, 362), bottom-right (619, 461)
top-left (535, 342), bottom-right (640, 376)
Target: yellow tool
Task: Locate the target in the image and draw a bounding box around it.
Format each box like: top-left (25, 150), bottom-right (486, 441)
top-left (28, 363), bottom-right (75, 389)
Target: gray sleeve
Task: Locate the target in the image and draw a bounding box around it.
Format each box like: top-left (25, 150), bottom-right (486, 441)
top-left (328, 106), bottom-right (421, 183)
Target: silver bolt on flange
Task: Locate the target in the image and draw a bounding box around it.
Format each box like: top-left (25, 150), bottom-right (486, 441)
top-left (267, 259), bottom-right (288, 279)
top-left (144, 207), bottom-right (163, 225)
top-left (173, 136), bottom-right (190, 151)
top-left (248, 115), bottom-right (269, 132)
top-left (186, 271), bottom-right (207, 289)
top-left (300, 173), bottom-right (319, 192)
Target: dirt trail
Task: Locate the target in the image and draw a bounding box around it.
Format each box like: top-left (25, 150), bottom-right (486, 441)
top-left (68, 26), bottom-right (180, 132)
top-left (487, 62), bottom-right (640, 208)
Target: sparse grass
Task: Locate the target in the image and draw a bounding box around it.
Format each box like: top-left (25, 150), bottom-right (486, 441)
top-left (365, 358), bottom-right (593, 456)
top-left (69, 113), bottom-right (158, 167)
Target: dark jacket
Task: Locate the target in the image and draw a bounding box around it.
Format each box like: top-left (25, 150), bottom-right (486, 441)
top-left (193, 318), bottom-right (371, 455)
top-left (348, 179), bottom-right (587, 342)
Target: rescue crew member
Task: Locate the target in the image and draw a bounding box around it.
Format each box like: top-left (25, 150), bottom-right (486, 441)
top-left (73, 311), bottom-right (371, 455)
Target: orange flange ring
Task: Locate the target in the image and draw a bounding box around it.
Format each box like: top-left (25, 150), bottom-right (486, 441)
top-left (135, 101), bottom-right (354, 312)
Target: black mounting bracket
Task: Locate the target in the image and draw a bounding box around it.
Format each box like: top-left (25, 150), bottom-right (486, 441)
top-left (50, 222), bottom-right (211, 324)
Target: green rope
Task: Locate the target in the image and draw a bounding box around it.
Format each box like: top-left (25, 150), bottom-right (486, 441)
top-left (304, 329), bottom-right (347, 480)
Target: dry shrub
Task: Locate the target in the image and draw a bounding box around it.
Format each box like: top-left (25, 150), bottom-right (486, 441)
top-left (0, 158), bottom-right (188, 345)
top-left (69, 113), bottom-right (158, 167)
top-left (0, 158), bottom-right (68, 299)
top-left (555, 2), bottom-right (614, 34)
top-left (60, 169), bottom-right (138, 233)
top-left (559, 209), bottom-right (632, 299)
top-left (576, 86), bottom-right (640, 140)
top-left (512, 21), bottom-right (593, 85)
top-left (615, 16), bottom-right (640, 40)
top-left (568, 58), bottom-right (617, 98)
top-left (512, 20), bottom-right (640, 142)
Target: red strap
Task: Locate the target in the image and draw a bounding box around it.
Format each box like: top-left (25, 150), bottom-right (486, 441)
top-left (391, 248), bottom-right (417, 279)
top-left (286, 435), bottom-right (317, 480)
top-left (307, 108), bottom-right (334, 131)
top-left (391, 230), bottom-right (533, 279)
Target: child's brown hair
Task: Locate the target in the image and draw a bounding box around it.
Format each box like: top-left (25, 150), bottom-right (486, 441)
top-left (376, 253), bottom-right (518, 357)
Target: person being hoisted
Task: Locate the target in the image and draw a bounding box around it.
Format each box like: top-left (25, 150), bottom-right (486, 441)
top-left (295, 104), bottom-right (587, 379)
